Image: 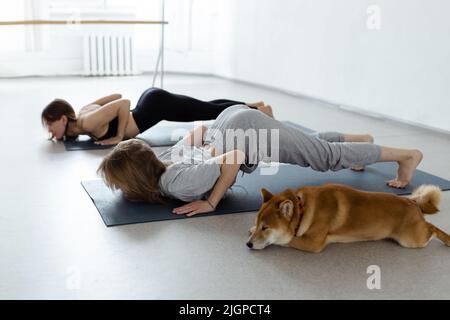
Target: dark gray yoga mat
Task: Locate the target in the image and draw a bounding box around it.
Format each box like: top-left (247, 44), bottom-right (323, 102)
top-left (63, 121), bottom-right (205, 151)
top-left (64, 120), bottom-right (313, 151)
top-left (82, 162), bottom-right (450, 227)
top-left (63, 137), bottom-right (113, 151)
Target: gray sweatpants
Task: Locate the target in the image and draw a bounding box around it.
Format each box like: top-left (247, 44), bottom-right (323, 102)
top-left (204, 105), bottom-right (382, 174)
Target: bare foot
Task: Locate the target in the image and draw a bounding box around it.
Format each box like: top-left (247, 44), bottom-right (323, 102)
top-left (387, 149), bottom-right (423, 188)
top-left (246, 101), bottom-right (265, 108)
top-left (257, 104), bottom-right (274, 118)
top-left (344, 134), bottom-right (375, 171)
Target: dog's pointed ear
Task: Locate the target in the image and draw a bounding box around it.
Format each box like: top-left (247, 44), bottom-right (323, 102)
top-left (261, 188), bottom-right (274, 202)
top-left (296, 191), bottom-right (304, 207)
top-left (279, 200), bottom-right (294, 219)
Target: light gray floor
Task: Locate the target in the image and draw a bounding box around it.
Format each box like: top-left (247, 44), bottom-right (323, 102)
top-left (0, 74), bottom-right (449, 299)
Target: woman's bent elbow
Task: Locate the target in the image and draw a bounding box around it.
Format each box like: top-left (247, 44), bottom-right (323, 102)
top-left (218, 149), bottom-right (246, 169)
top-left (223, 150), bottom-right (245, 166)
top-left (234, 150), bottom-right (246, 164)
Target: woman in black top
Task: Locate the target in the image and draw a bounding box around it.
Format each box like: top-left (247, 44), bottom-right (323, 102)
top-left (41, 87), bottom-right (273, 145)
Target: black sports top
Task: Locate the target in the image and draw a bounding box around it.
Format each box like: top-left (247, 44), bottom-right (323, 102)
top-left (96, 117), bottom-right (118, 140)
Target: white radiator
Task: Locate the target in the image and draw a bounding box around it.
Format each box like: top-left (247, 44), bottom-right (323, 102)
top-left (83, 34), bottom-right (138, 76)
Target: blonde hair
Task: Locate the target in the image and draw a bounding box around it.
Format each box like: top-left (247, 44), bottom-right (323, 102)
top-left (97, 139), bottom-right (167, 203)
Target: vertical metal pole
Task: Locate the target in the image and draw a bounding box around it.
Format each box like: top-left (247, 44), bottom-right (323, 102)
top-left (151, 47), bottom-right (161, 87)
top-left (160, 0), bottom-right (165, 88)
top-left (151, 0), bottom-right (165, 88)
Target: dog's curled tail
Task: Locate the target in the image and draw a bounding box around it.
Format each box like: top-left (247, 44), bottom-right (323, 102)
top-left (409, 184), bottom-right (441, 214)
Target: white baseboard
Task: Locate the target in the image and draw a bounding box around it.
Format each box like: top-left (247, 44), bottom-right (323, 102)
top-left (214, 74), bottom-right (450, 137)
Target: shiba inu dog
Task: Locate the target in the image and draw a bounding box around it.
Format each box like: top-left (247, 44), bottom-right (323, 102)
top-left (247, 184), bottom-right (449, 253)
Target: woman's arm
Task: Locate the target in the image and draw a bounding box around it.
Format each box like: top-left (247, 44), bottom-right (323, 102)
top-left (80, 99), bottom-right (131, 145)
top-left (79, 94), bottom-right (123, 114)
top-left (172, 149), bottom-right (246, 216)
top-left (92, 93), bottom-right (122, 106)
top-left (178, 125), bottom-right (208, 147)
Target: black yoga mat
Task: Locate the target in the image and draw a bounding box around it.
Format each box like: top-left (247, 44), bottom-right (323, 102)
top-left (63, 137), bottom-right (113, 151)
top-left (63, 121), bottom-right (206, 151)
top-left (64, 120), bottom-right (313, 151)
top-left (82, 162), bottom-right (450, 227)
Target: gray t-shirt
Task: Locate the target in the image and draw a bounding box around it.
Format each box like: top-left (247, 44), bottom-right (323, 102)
top-left (158, 140), bottom-right (222, 202)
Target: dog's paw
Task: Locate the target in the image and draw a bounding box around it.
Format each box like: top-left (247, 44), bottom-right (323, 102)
top-left (248, 226), bottom-right (256, 236)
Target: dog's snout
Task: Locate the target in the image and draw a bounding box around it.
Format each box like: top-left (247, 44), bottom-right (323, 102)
top-left (246, 241), bottom-right (253, 249)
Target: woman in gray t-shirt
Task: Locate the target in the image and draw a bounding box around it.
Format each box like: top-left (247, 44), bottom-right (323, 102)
top-left (98, 105), bottom-right (423, 216)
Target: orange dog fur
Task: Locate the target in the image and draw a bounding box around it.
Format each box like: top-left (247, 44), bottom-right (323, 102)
top-left (247, 184), bottom-right (449, 252)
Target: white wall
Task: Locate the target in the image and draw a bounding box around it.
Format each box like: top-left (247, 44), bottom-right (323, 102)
top-left (2, 0), bottom-right (449, 132)
top-left (212, 0), bottom-right (450, 132)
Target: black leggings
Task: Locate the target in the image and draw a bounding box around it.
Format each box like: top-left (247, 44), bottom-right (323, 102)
top-left (131, 88), bottom-right (247, 133)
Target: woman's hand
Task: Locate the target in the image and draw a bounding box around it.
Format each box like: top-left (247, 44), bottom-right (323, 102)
top-left (94, 135), bottom-right (123, 146)
top-left (202, 144), bottom-right (217, 157)
top-left (173, 200), bottom-right (215, 217)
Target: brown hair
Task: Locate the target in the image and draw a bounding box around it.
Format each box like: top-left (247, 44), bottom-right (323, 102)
top-left (41, 98), bottom-right (78, 139)
top-left (97, 139), bottom-right (168, 203)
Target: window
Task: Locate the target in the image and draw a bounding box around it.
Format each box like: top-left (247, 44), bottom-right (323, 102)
top-left (0, 1), bottom-right (26, 53)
